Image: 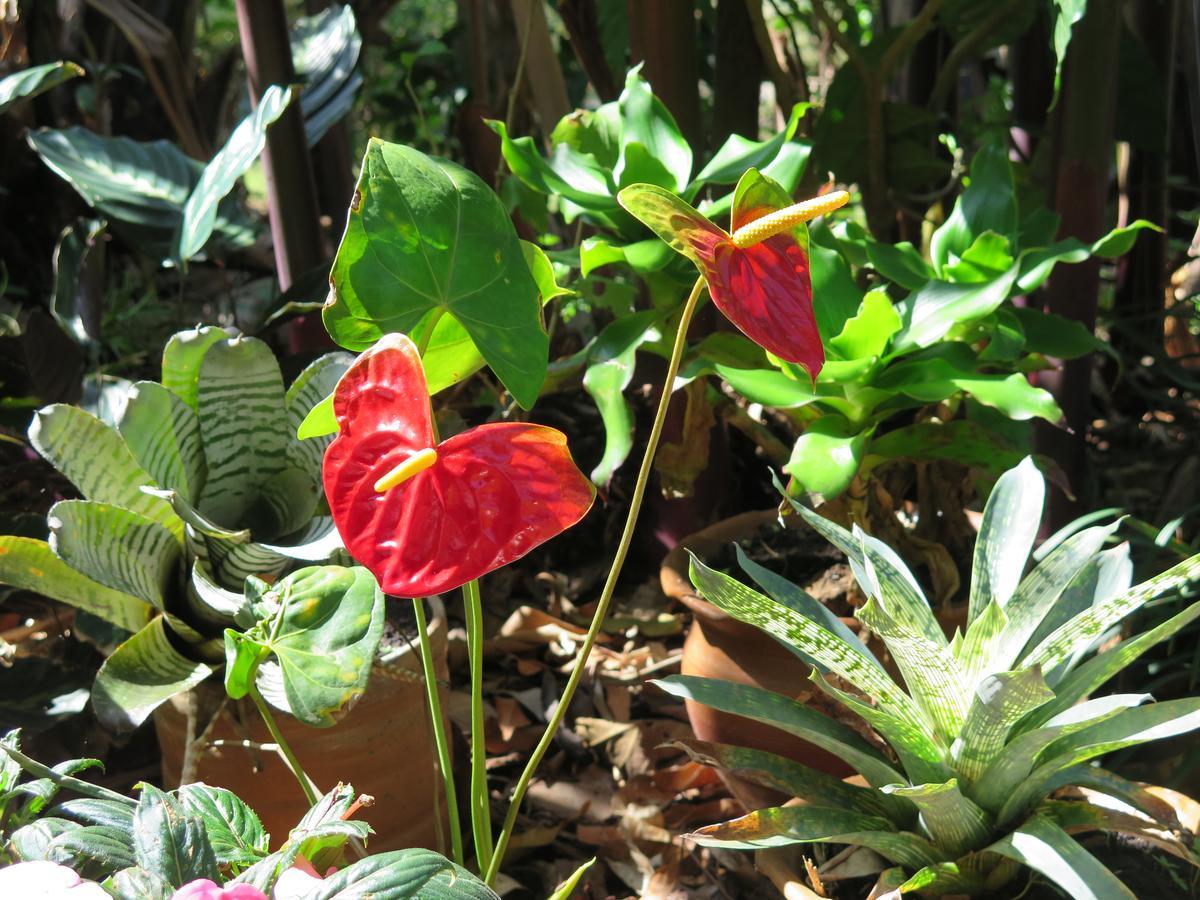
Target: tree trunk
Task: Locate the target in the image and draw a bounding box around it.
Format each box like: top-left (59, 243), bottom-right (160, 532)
top-left (713, 0), bottom-right (762, 149)
top-left (627, 0), bottom-right (703, 153)
top-left (1035, 0), bottom-right (1123, 529)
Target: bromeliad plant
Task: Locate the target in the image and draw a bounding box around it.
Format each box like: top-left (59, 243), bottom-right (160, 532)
top-left (657, 458), bottom-right (1200, 897)
top-left (0, 327), bottom-right (379, 734)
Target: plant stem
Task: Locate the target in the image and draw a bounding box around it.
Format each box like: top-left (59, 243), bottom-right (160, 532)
top-left (463, 578), bottom-right (494, 873)
top-left (413, 597), bottom-right (464, 867)
top-left (484, 274), bottom-right (707, 885)
top-left (248, 686), bottom-right (319, 807)
top-left (0, 741), bottom-right (135, 807)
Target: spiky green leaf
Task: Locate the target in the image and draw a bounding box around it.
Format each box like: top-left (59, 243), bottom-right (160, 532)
top-left (968, 456), bottom-right (1043, 623)
top-left (986, 814), bottom-right (1134, 899)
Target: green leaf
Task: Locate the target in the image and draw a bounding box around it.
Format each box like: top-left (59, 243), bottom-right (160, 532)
top-left (1049, 0), bottom-right (1089, 97)
top-left (614, 65), bottom-right (692, 191)
top-left (92, 618), bottom-right (213, 732)
top-left (548, 858), bottom-right (595, 900)
top-left (687, 805), bottom-right (938, 870)
top-left (654, 675), bottom-right (905, 788)
top-left (521, 240), bottom-right (572, 303)
top-left (693, 102), bottom-right (808, 187)
top-left (48, 500), bottom-right (180, 608)
top-left (954, 668), bottom-right (1055, 786)
top-left (296, 392), bottom-right (338, 441)
top-left (1012, 307), bottom-right (1105, 359)
top-left (1090, 219), bottom-right (1160, 258)
top-left (866, 240), bottom-right (935, 291)
top-left (893, 265), bottom-right (1020, 351)
top-left (867, 419), bottom-right (1025, 477)
top-left (828, 290), bottom-right (901, 360)
top-left (325, 140), bottom-right (548, 408)
top-left (29, 403), bottom-right (179, 535)
top-left (943, 232), bottom-right (1015, 283)
top-left (987, 814), bottom-right (1134, 899)
top-left (968, 457), bottom-right (1044, 623)
top-left (179, 84), bottom-right (292, 261)
top-left (1015, 239), bottom-right (1090, 293)
top-left (1027, 600), bottom-right (1200, 728)
top-left (178, 783), bottom-right (269, 868)
top-left (291, 5), bottom-right (362, 145)
top-left (1022, 552), bottom-right (1200, 672)
top-left (304, 848), bottom-right (500, 899)
top-left (783, 416), bottom-right (870, 501)
top-left (880, 780), bottom-right (992, 858)
top-left (133, 783), bottom-right (220, 888)
top-left (930, 143), bottom-right (1017, 272)
top-left (583, 311), bottom-right (660, 486)
top-left (491, 120), bottom-right (618, 211)
top-left (45, 825), bottom-right (137, 880)
top-left (195, 335), bottom-right (289, 527)
top-left (700, 142), bottom-right (811, 223)
top-left (808, 237), bottom-right (864, 342)
top-left (119, 381), bottom-right (206, 502)
top-left (284, 352), bottom-right (353, 481)
top-left (161, 326), bottom-right (230, 410)
top-left (10, 818), bottom-right (78, 861)
top-left (243, 566), bottom-right (385, 726)
top-left (671, 738), bottom-right (895, 818)
top-left (54, 798), bottom-right (135, 831)
top-left (688, 554), bottom-right (924, 724)
top-left (0, 61), bottom-right (83, 114)
top-left (0, 536), bottom-right (151, 633)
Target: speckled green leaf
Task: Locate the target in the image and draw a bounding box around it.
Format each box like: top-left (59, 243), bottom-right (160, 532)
top-left (955, 668), bottom-right (1054, 786)
top-left (968, 456), bottom-right (1044, 624)
top-left (880, 780), bottom-right (992, 858)
top-left (986, 814), bottom-right (1134, 899)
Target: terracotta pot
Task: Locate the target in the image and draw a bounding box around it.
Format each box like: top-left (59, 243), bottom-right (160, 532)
top-left (156, 598), bottom-right (449, 853)
top-left (662, 511), bottom-right (968, 796)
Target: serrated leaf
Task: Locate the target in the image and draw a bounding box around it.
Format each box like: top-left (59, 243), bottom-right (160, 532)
top-left (9, 818), bottom-right (79, 861)
top-left (178, 783), bottom-right (269, 867)
top-left (133, 784), bottom-right (219, 888)
top-left (304, 848), bottom-right (500, 899)
top-left (54, 798), bottom-right (136, 831)
top-left (45, 824), bottom-right (137, 880)
top-left (111, 867), bottom-right (174, 900)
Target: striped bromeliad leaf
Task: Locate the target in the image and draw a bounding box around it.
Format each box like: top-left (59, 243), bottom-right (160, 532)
top-left (0, 326), bottom-right (356, 729)
top-left (679, 457), bottom-right (1200, 897)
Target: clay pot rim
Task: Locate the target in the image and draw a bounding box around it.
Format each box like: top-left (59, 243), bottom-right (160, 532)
top-left (376, 595), bottom-right (447, 672)
top-left (660, 509), bottom-right (780, 625)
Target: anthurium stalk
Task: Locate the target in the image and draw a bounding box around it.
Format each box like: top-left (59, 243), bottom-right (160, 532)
top-left (485, 175), bottom-right (848, 884)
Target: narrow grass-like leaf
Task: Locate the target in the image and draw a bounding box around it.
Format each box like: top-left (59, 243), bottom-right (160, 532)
top-left (49, 500), bottom-right (180, 609)
top-left (1022, 553), bottom-right (1200, 672)
top-left (0, 536), bottom-right (151, 633)
top-left (29, 404), bottom-right (178, 536)
top-left (119, 381), bottom-right (206, 501)
top-left (669, 739), bottom-right (896, 819)
top-left (986, 814), bottom-right (1134, 899)
top-left (881, 780), bottom-right (993, 858)
top-left (689, 553), bottom-right (924, 724)
top-left (968, 456), bottom-right (1043, 623)
top-left (954, 668), bottom-right (1054, 787)
top-left (0, 61), bottom-right (83, 113)
top-left (687, 806), bottom-right (939, 869)
top-left (1025, 600), bottom-right (1200, 729)
top-left (653, 676), bottom-right (906, 789)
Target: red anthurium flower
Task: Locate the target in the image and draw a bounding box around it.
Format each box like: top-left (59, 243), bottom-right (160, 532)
top-left (618, 170), bottom-right (848, 381)
top-left (323, 334), bottom-right (595, 597)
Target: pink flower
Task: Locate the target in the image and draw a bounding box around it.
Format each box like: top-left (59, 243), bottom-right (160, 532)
top-left (272, 856), bottom-right (332, 899)
top-left (0, 861), bottom-right (109, 899)
top-left (172, 879), bottom-right (267, 900)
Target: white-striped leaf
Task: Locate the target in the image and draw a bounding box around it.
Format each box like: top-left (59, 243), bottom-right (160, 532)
top-left (48, 500), bottom-right (180, 609)
top-left (187, 562), bottom-right (249, 627)
top-left (1022, 552), bottom-right (1200, 673)
top-left (247, 467), bottom-right (320, 541)
top-left (653, 675), bottom-right (907, 790)
top-left (671, 738), bottom-right (897, 819)
top-left (856, 594), bottom-right (968, 741)
top-left (201, 536), bottom-right (292, 591)
top-left (1025, 599), bottom-right (1200, 729)
top-left (974, 694), bottom-right (1152, 814)
top-left (968, 456), bottom-right (1043, 623)
top-left (118, 381), bottom-right (206, 502)
top-left (1021, 544), bottom-right (1132, 679)
top-left (1038, 798), bottom-right (1197, 865)
top-left (954, 667), bottom-right (1054, 787)
top-left (735, 545), bottom-right (879, 668)
top-left (284, 351), bottom-right (353, 482)
top-left (997, 698), bottom-right (1200, 825)
top-left (687, 805), bottom-right (940, 870)
top-left (880, 780), bottom-right (993, 858)
top-left (986, 814), bottom-right (1134, 899)
top-left (0, 536), bottom-right (151, 633)
top-left (179, 85), bottom-right (293, 262)
top-left (195, 335), bottom-right (289, 527)
top-left (92, 617), bottom-right (213, 732)
top-left (258, 516), bottom-right (344, 562)
top-left (29, 404), bottom-right (179, 537)
top-left (143, 488), bottom-right (250, 542)
top-left (161, 326), bottom-right (230, 410)
top-left (812, 672), bottom-right (949, 786)
top-left (853, 525), bottom-right (942, 646)
top-left (955, 595), bottom-right (1008, 684)
top-left (689, 553), bottom-right (925, 725)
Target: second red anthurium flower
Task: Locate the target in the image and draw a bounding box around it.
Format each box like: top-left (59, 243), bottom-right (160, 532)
top-left (618, 169), bottom-right (848, 382)
top-left (323, 334), bottom-right (595, 597)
